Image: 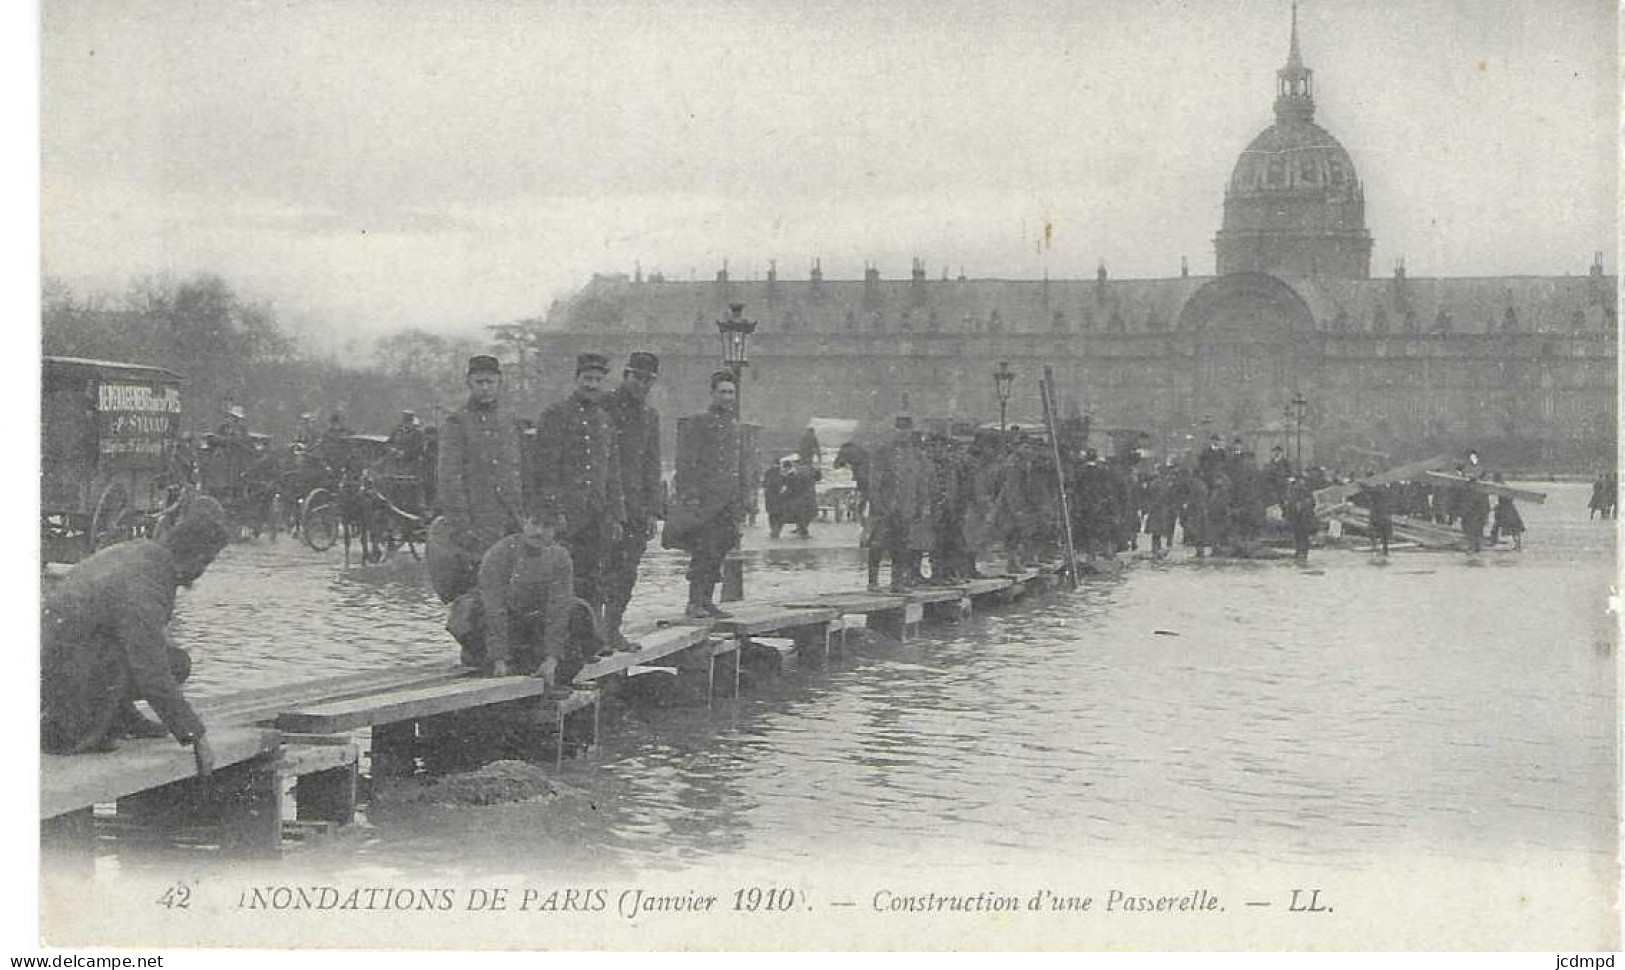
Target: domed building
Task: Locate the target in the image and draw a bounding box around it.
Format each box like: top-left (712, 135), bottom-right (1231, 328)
top-left (531, 11), bottom-right (1616, 470)
top-left (1215, 8), bottom-right (1371, 280)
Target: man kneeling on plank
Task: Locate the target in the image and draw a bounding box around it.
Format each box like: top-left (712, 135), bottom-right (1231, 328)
top-left (41, 496), bottom-right (230, 779)
top-left (446, 516), bottom-right (599, 690)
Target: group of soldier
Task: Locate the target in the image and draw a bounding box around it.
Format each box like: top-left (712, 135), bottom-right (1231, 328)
top-left (426, 351), bottom-right (753, 690)
top-left (850, 425), bottom-right (1336, 593)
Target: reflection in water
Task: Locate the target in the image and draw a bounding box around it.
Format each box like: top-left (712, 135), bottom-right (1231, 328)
top-left (169, 486), bottom-right (1613, 884)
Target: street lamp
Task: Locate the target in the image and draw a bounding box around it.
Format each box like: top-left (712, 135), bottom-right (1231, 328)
top-left (1290, 392), bottom-right (1308, 473)
top-left (993, 361), bottom-right (1016, 432)
top-left (716, 302), bottom-right (757, 602)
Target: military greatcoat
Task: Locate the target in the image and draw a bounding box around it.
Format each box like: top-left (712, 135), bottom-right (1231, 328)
top-left (606, 384), bottom-right (662, 528)
top-left (531, 392), bottom-right (626, 533)
top-left (668, 407), bottom-right (748, 549)
top-left (436, 400), bottom-right (525, 552)
top-left (41, 540), bottom-right (206, 753)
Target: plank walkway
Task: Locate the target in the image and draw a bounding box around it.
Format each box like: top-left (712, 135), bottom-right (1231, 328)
top-left (41, 563), bottom-right (1075, 860)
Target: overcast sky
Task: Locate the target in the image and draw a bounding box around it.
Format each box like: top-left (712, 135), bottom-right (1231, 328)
top-left (40, 0), bottom-right (1619, 347)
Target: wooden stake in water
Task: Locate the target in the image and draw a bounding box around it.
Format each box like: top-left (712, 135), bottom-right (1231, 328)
top-left (1039, 367), bottom-right (1081, 590)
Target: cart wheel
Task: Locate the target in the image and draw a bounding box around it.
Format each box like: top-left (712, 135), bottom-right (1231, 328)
top-left (301, 489), bottom-right (339, 551)
top-left (90, 483), bottom-right (131, 550)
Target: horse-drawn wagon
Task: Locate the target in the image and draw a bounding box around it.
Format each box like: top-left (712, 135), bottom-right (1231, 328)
top-left (41, 356), bottom-right (186, 563)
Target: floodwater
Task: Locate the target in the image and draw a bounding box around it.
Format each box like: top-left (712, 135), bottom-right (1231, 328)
top-left (155, 483), bottom-right (1616, 944)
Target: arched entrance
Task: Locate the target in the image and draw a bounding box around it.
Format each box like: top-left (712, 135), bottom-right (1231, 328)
top-left (1176, 272), bottom-right (1316, 435)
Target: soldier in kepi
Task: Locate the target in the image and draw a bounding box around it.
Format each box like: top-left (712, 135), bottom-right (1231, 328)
top-left (41, 496), bottom-right (232, 779)
top-left (532, 353), bottom-right (625, 639)
top-left (601, 351), bottom-right (662, 651)
top-left (665, 370), bottom-right (749, 619)
top-left (429, 354), bottom-right (525, 603)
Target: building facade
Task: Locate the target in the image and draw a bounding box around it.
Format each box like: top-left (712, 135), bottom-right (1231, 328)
top-left (533, 16), bottom-right (1616, 470)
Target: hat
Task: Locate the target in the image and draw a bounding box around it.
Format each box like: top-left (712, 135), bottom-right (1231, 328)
top-left (894, 416), bottom-right (914, 430)
top-left (467, 354), bottom-right (501, 375)
top-left (780, 455), bottom-right (797, 466)
top-left (709, 370), bottom-right (737, 389)
top-left (226, 405), bottom-right (246, 419)
top-left (626, 351), bottom-right (660, 376)
top-left (576, 352), bottom-right (610, 375)
top-left (402, 409), bottom-right (416, 417)
top-left (300, 412), bottom-right (314, 421)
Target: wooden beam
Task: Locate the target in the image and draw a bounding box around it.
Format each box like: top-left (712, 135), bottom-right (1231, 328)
top-left (1314, 454), bottom-right (1455, 509)
top-left (1422, 471), bottom-right (1547, 503)
top-left (41, 726), bottom-right (281, 819)
top-left (275, 677), bottom-right (558, 734)
top-left (575, 625), bottom-right (712, 682)
top-left (710, 606), bottom-right (838, 637)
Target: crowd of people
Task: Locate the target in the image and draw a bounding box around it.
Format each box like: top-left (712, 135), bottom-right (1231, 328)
top-left (40, 344), bottom-right (1553, 778)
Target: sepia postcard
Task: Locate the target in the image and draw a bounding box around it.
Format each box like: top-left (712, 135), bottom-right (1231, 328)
top-left (27, 0), bottom-right (1621, 955)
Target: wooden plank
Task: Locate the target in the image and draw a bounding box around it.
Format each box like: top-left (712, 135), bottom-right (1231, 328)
top-left (42, 726), bottom-right (281, 819)
top-left (275, 678), bottom-right (557, 734)
top-left (198, 662), bottom-right (472, 726)
top-left (278, 742), bottom-right (359, 776)
top-left (576, 625), bottom-right (712, 682)
top-left (711, 606), bottom-right (838, 636)
top-left (784, 592), bottom-right (907, 614)
top-left (1330, 508), bottom-right (1462, 548)
top-left (1314, 454), bottom-right (1454, 509)
top-left (959, 578), bottom-right (1016, 597)
top-left (1422, 471), bottom-right (1547, 503)
top-left (902, 588), bottom-right (965, 605)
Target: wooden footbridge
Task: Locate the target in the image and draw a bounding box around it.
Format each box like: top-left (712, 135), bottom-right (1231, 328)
top-left (41, 565), bottom-right (1071, 867)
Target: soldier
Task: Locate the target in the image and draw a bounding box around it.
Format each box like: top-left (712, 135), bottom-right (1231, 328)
top-left (1182, 467), bottom-right (1210, 557)
top-left (601, 351), bottom-right (662, 651)
top-left (1143, 461), bottom-right (1180, 560)
top-left (41, 496), bottom-right (231, 778)
top-left (532, 352), bottom-right (626, 625)
top-left (666, 370), bottom-right (750, 618)
top-left (763, 456), bottom-right (793, 539)
top-left (868, 417), bottom-right (936, 591)
top-left (430, 354), bottom-right (525, 602)
top-left (780, 456), bottom-right (821, 539)
top-left (924, 431), bottom-right (973, 582)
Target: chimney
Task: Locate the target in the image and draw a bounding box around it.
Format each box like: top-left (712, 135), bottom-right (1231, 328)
top-left (1181, 255), bottom-right (1189, 278)
top-left (1392, 257), bottom-right (1406, 282)
top-left (634, 260), bottom-right (643, 284)
top-left (716, 260), bottom-right (730, 283)
top-left (911, 257), bottom-right (926, 284)
top-left (766, 258), bottom-right (779, 303)
top-left (810, 258), bottom-right (823, 287)
top-left (863, 262), bottom-right (882, 307)
top-left (1591, 251), bottom-right (1605, 278)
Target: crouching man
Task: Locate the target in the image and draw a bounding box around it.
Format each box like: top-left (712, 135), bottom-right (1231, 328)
top-left (41, 496), bottom-right (231, 779)
top-left (446, 517), bottom-right (598, 691)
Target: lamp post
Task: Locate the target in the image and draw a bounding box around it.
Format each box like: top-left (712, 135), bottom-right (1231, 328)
top-left (717, 302), bottom-right (757, 602)
top-left (1290, 392), bottom-right (1308, 473)
top-left (993, 361), bottom-right (1016, 432)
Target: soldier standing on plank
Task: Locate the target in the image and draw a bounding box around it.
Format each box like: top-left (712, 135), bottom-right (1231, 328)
top-left (666, 370), bottom-right (749, 619)
top-left (531, 353), bottom-right (625, 631)
top-left (429, 354), bottom-right (525, 603)
top-left (600, 351), bottom-right (662, 651)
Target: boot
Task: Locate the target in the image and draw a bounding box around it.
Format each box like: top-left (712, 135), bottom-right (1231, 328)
top-left (602, 603), bottom-right (634, 653)
top-left (684, 580), bottom-right (710, 620)
top-left (701, 581), bottom-right (732, 618)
